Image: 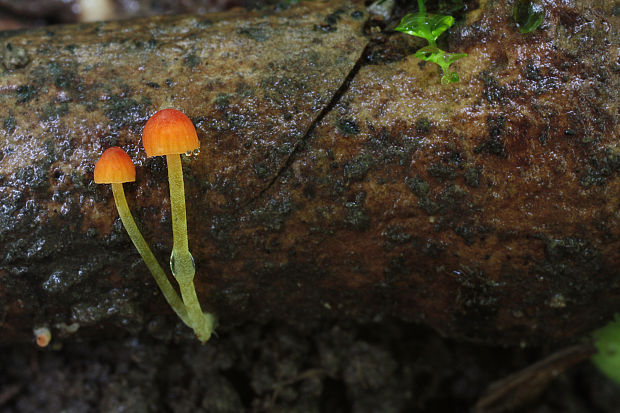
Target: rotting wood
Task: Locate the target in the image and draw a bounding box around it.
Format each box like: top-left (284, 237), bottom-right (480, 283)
top-left (0, 0), bottom-right (618, 345)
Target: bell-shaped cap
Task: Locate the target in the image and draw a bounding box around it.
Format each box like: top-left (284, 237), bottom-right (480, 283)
top-left (94, 147), bottom-right (136, 183)
top-left (142, 108), bottom-right (200, 157)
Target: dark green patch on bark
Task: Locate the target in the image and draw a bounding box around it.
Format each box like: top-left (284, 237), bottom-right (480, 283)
top-left (15, 85), bottom-right (37, 103)
top-left (337, 118), bottom-right (360, 135)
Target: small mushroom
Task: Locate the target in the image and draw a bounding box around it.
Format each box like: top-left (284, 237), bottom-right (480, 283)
top-left (94, 146), bottom-right (191, 327)
top-left (94, 146), bottom-right (136, 184)
top-left (33, 327), bottom-right (51, 348)
top-left (142, 109), bottom-right (214, 343)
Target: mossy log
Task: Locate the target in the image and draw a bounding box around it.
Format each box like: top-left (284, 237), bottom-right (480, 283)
top-left (0, 0), bottom-right (618, 346)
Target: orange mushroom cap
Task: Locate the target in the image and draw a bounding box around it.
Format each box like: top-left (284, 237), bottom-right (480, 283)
top-left (142, 108), bottom-right (200, 157)
top-left (94, 147), bottom-right (136, 184)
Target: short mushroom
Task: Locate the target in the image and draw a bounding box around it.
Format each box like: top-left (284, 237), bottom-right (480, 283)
top-left (142, 109), bottom-right (214, 343)
top-left (33, 327), bottom-right (51, 348)
top-left (94, 146), bottom-right (191, 327)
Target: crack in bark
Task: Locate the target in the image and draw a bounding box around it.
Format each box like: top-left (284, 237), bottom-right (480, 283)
top-left (245, 43), bottom-right (371, 207)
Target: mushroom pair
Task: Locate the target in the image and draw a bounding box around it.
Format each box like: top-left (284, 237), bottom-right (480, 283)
top-left (94, 109), bottom-right (214, 343)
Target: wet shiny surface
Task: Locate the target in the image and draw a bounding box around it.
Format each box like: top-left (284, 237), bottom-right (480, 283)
top-left (0, 0), bottom-right (618, 345)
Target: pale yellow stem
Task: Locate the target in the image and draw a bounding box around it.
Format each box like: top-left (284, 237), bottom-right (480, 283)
top-left (179, 282), bottom-right (215, 343)
top-left (111, 182), bottom-right (191, 327)
top-left (166, 154), bottom-right (214, 343)
top-left (166, 155), bottom-right (192, 280)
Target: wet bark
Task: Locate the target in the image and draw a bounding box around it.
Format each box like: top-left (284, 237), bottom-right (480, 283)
top-left (0, 0), bottom-right (618, 345)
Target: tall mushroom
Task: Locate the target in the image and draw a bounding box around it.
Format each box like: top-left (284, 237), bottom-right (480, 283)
top-left (142, 109), bottom-right (214, 343)
top-left (94, 146), bottom-right (192, 328)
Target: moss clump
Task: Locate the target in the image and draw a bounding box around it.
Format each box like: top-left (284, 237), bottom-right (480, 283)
top-left (344, 153), bottom-right (372, 182)
top-left (474, 116), bottom-right (507, 157)
top-left (415, 117), bottom-right (431, 134)
top-left (15, 84), bottom-right (37, 103)
top-left (3, 114), bottom-right (16, 133)
top-left (405, 176), bottom-right (429, 198)
top-left (337, 118), bottom-right (360, 136)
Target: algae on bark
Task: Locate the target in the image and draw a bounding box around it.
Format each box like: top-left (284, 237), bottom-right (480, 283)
top-left (0, 0), bottom-right (618, 347)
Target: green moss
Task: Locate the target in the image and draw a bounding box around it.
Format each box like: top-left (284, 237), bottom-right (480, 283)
top-left (436, 184), bottom-right (468, 214)
top-left (579, 147), bottom-right (620, 187)
top-left (15, 84), bottom-right (37, 103)
top-left (545, 237), bottom-right (600, 268)
top-left (344, 153), bottom-right (373, 182)
top-left (405, 176), bottom-right (429, 197)
top-left (538, 124), bottom-right (549, 145)
top-left (235, 81), bottom-right (255, 98)
top-left (464, 166), bottom-right (481, 187)
top-left (14, 164), bottom-right (48, 190)
top-left (365, 126), bottom-right (421, 165)
top-left (3, 115), bottom-right (15, 134)
top-left (47, 61), bottom-right (76, 89)
top-left (184, 53), bottom-right (200, 68)
top-left (103, 94), bottom-right (151, 131)
top-left (337, 118), bottom-right (360, 136)
top-left (525, 63), bottom-right (542, 81)
top-left (427, 162), bottom-right (457, 180)
top-left (474, 115), bottom-right (506, 157)
top-left (237, 27), bottom-right (269, 42)
top-left (215, 93), bottom-right (230, 110)
top-left (254, 162), bottom-right (271, 179)
top-left (529, 235), bottom-right (603, 290)
top-left (325, 10), bottom-right (344, 25)
top-left (41, 102), bottom-right (69, 121)
top-left (344, 205), bottom-right (370, 231)
top-left (261, 75), bottom-right (303, 104)
top-left (479, 71), bottom-right (508, 104)
top-left (383, 225), bottom-right (413, 245)
top-left (415, 117), bottom-right (431, 134)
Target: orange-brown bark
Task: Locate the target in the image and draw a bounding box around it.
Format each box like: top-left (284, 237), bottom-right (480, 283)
top-left (0, 0), bottom-right (618, 345)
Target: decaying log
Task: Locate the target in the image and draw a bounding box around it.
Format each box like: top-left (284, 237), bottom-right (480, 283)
top-left (0, 0), bottom-right (618, 345)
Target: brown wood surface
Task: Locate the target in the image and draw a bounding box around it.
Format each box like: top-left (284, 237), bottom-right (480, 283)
top-left (0, 0), bottom-right (618, 345)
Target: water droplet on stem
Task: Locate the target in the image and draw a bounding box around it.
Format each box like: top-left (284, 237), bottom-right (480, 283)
top-left (170, 251), bottom-right (195, 276)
